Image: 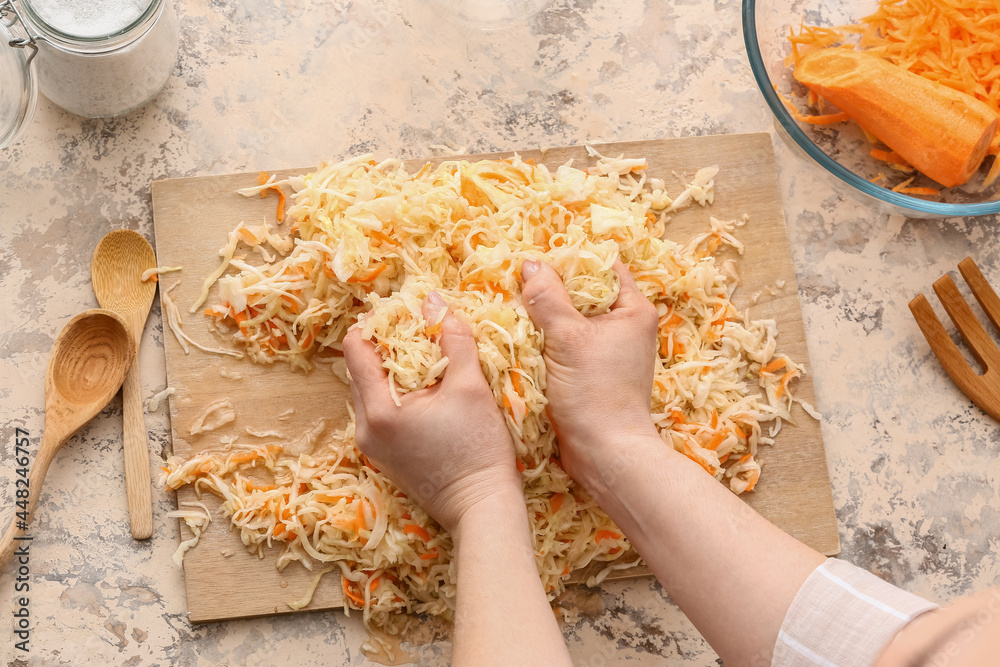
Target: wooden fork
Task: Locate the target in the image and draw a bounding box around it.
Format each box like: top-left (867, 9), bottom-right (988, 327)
top-left (909, 257), bottom-right (1000, 422)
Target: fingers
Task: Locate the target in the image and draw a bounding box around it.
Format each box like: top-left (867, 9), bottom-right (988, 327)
top-left (520, 260), bottom-right (584, 332)
top-left (608, 260), bottom-right (648, 312)
top-left (422, 292), bottom-right (484, 388)
top-left (343, 327), bottom-right (391, 408)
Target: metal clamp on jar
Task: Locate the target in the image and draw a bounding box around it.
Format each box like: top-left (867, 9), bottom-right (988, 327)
top-left (0, 0), bottom-right (179, 146)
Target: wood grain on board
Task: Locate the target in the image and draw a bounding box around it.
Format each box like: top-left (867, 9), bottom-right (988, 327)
top-left (151, 133), bottom-right (840, 624)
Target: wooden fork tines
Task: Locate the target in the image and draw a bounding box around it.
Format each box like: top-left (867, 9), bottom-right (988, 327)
top-left (909, 257), bottom-right (1000, 422)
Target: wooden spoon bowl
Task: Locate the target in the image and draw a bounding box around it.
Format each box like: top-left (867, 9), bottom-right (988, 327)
top-left (0, 309), bottom-right (135, 569)
top-left (91, 230), bottom-right (157, 320)
top-left (51, 312), bottom-right (133, 406)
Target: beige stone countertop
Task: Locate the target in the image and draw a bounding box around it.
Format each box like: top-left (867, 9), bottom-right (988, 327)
top-left (2, 0), bottom-right (999, 665)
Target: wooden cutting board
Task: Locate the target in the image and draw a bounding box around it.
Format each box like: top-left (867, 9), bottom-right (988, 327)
top-left (151, 134), bottom-right (840, 624)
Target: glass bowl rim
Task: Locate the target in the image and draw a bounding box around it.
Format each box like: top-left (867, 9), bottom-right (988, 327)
top-left (741, 0), bottom-right (1000, 218)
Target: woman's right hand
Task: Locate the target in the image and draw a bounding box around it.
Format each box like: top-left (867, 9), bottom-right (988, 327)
top-left (521, 261), bottom-right (830, 667)
top-left (343, 293), bottom-right (520, 533)
top-left (519, 259), bottom-right (661, 496)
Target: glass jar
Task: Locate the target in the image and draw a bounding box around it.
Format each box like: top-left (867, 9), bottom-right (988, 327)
top-left (0, 0), bottom-right (178, 146)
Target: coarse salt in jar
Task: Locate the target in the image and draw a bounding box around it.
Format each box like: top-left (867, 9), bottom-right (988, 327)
top-left (0, 0), bottom-right (178, 145)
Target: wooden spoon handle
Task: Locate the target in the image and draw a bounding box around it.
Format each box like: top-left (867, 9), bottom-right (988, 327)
top-left (0, 430), bottom-right (61, 569)
top-left (122, 363), bottom-right (153, 540)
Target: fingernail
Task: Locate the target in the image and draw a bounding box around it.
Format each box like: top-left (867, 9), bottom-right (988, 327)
top-left (347, 312), bottom-right (367, 332)
top-left (425, 291), bottom-right (447, 320)
top-left (427, 290), bottom-right (446, 307)
top-left (521, 260), bottom-right (539, 282)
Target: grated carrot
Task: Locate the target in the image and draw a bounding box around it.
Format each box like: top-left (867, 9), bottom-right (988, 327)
top-left (775, 86), bottom-right (851, 125)
top-left (984, 156), bottom-right (1000, 188)
top-left (870, 149), bottom-right (911, 169)
top-left (897, 187), bottom-right (941, 195)
top-left (891, 176), bottom-right (916, 192)
top-left (258, 171), bottom-right (287, 221)
top-left (550, 493), bottom-right (564, 512)
top-left (369, 229), bottom-right (401, 247)
top-left (510, 364), bottom-right (522, 395)
top-left (245, 481), bottom-right (276, 492)
top-left (230, 451), bottom-right (261, 465)
top-left (775, 370), bottom-right (799, 399)
top-left (761, 357), bottom-right (787, 374)
top-left (403, 524), bottom-right (431, 541)
top-left (705, 429), bottom-right (729, 451)
top-left (681, 438), bottom-right (716, 475)
top-left (347, 262), bottom-right (388, 284)
top-left (342, 576), bottom-right (366, 607)
top-left (314, 492), bottom-right (352, 503)
top-left (791, 0), bottom-right (1000, 162)
top-left (234, 310), bottom-right (249, 331)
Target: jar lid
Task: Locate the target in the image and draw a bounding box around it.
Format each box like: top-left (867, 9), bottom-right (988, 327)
top-left (21, 0), bottom-right (157, 42)
top-left (0, 21), bottom-right (39, 149)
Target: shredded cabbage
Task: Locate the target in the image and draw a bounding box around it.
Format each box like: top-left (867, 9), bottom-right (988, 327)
top-left (162, 150), bottom-right (807, 631)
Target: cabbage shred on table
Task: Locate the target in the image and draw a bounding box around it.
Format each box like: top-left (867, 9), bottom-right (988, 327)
top-left (162, 151), bottom-right (808, 632)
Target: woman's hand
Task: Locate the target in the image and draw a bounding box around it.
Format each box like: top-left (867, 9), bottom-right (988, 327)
top-left (347, 292), bottom-right (573, 666)
top-left (522, 260), bottom-right (827, 666)
top-left (520, 259), bottom-right (660, 494)
top-left (343, 292), bottom-right (520, 532)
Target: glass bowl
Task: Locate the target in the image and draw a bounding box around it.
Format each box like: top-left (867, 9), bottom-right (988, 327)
top-left (742, 0), bottom-right (1000, 218)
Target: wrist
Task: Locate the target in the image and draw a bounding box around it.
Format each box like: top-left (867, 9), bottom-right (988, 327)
top-left (450, 481), bottom-right (527, 542)
top-left (584, 437), bottom-right (710, 548)
top-left (557, 409), bottom-right (659, 454)
top-left (576, 432), bottom-right (669, 507)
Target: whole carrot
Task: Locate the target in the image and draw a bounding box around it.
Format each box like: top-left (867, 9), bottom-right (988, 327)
top-left (794, 48), bottom-right (999, 187)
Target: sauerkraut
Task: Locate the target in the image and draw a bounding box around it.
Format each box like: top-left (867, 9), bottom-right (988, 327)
top-left (162, 150), bottom-right (809, 631)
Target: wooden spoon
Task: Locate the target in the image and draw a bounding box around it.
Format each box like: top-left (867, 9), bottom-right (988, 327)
top-left (91, 230), bottom-right (158, 539)
top-left (0, 309), bottom-right (135, 568)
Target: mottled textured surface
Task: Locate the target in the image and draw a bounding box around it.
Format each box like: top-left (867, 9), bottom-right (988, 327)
top-left (1, 0), bottom-right (998, 665)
